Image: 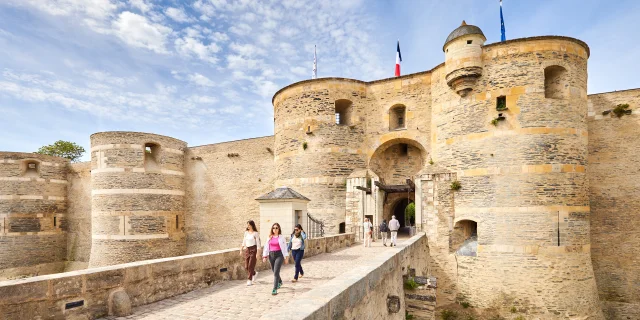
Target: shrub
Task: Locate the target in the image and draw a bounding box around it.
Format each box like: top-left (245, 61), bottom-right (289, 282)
top-left (613, 103), bottom-right (630, 118)
top-left (450, 180), bottom-right (461, 191)
top-left (510, 306), bottom-right (517, 313)
top-left (460, 301), bottom-right (471, 308)
top-left (429, 158), bottom-right (434, 165)
top-left (302, 141), bottom-right (308, 150)
top-left (404, 277), bottom-right (419, 290)
top-left (440, 309), bottom-right (458, 320)
top-left (405, 311), bottom-right (415, 320)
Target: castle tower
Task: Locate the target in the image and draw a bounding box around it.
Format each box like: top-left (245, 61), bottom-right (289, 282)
top-left (0, 152), bottom-right (68, 279)
top-left (272, 80), bottom-right (368, 234)
top-left (88, 132), bottom-right (187, 267)
top-left (428, 24), bottom-right (604, 317)
top-left (443, 21), bottom-right (486, 96)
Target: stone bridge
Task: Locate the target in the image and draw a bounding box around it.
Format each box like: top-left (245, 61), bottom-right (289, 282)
top-left (0, 233), bottom-right (432, 320)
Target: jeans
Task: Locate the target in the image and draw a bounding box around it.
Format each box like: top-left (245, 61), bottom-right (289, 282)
top-left (391, 231), bottom-right (398, 245)
top-left (291, 249), bottom-right (305, 279)
top-left (268, 251), bottom-right (284, 290)
top-left (244, 245), bottom-right (257, 280)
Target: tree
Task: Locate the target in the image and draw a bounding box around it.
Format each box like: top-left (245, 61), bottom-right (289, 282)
top-left (35, 140), bottom-right (86, 162)
top-left (405, 202), bottom-right (415, 226)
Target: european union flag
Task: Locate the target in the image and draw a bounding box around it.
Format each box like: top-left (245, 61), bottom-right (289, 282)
top-left (500, 0), bottom-right (506, 42)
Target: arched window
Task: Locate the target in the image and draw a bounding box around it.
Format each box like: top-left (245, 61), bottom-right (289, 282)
top-left (144, 143), bottom-right (161, 171)
top-left (21, 160), bottom-right (40, 178)
top-left (335, 99), bottom-right (353, 126)
top-left (389, 105), bottom-right (406, 130)
top-left (544, 66), bottom-right (568, 99)
top-left (451, 219), bottom-right (478, 256)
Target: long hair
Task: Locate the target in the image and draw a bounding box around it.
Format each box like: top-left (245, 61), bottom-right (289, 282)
top-left (293, 223), bottom-right (304, 238)
top-left (247, 220), bottom-right (258, 232)
top-left (269, 222), bottom-right (282, 238)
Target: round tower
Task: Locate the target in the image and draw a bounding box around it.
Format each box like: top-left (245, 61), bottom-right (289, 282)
top-left (443, 21), bottom-right (486, 96)
top-left (431, 25), bottom-right (603, 318)
top-left (0, 152), bottom-right (68, 279)
top-left (88, 132), bottom-right (187, 267)
top-left (272, 79), bottom-right (368, 234)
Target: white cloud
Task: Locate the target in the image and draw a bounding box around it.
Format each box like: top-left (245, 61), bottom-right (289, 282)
top-left (290, 66), bottom-right (307, 77)
top-left (165, 7), bottom-right (194, 23)
top-left (187, 73), bottom-right (216, 87)
top-left (112, 11), bottom-right (172, 54)
top-left (228, 23), bottom-right (252, 36)
top-left (129, 0), bottom-right (152, 13)
top-left (227, 55), bottom-right (262, 70)
top-left (211, 32), bottom-right (230, 42)
top-left (175, 37), bottom-right (220, 63)
top-left (229, 42), bottom-right (266, 57)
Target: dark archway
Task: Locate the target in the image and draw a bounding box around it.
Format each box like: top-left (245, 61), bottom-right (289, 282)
top-left (393, 198), bottom-right (409, 229)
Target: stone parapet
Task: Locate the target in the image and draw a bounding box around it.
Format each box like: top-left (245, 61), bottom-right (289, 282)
top-left (260, 233), bottom-right (429, 320)
top-left (0, 233), bottom-right (354, 319)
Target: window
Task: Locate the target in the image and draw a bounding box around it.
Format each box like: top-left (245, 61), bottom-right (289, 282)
top-left (467, 40), bottom-right (473, 44)
top-left (389, 105), bottom-right (406, 130)
top-left (144, 143), bottom-right (161, 171)
top-left (335, 99), bottom-right (353, 126)
top-left (451, 220), bottom-right (478, 256)
top-left (544, 65), bottom-right (568, 99)
top-left (22, 160), bottom-right (40, 178)
top-left (496, 96), bottom-right (507, 110)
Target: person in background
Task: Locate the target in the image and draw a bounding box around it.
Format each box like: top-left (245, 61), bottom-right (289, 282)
top-left (262, 222), bottom-right (289, 295)
top-left (240, 220), bottom-right (261, 286)
top-left (379, 219), bottom-right (389, 247)
top-left (363, 217), bottom-right (373, 247)
top-left (389, 215), bottom-right (400, 247)
top-left (287, 224), bottom-right (307, 282)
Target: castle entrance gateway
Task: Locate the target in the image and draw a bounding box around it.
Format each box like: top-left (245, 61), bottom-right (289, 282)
top-left (344, 139), bottom-right (426, 240)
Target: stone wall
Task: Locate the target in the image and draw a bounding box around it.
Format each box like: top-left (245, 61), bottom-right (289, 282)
top-left (0, 152), bottom-right (69, 280)
top-left (184, 136), bottom-right (275, 253)
top-left (89, 132), bottom-right (188, 267)
top-left (587, 88), bottom-right (640, 319)
top-left (65, 162), bottom-right (92, 272)
top-left (259, 233), bottom-right (430, 320)
top-left (423, 37), bottom-right (603, 318)
top-left (0, 233), bottom-right (354, 320)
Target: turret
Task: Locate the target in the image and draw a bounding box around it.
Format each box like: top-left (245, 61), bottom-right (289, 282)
top-left (443, 21), bottom-right (486, 96)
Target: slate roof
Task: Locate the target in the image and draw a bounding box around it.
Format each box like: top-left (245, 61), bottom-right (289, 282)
top-left (444, 20), bottom-right (486, 50)
top-left (256, 187), bottom-right (311, 201)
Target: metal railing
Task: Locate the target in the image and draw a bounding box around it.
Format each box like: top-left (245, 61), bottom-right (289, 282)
top-left (307, 213), bottom-right (325, 238)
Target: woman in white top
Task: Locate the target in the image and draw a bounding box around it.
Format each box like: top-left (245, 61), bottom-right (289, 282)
top-left (240, 220), bottom-right (261, 286)
top-left (262, 222), bottom-right (289, 295)
top-left (287, 224), bottom-right (307, 282)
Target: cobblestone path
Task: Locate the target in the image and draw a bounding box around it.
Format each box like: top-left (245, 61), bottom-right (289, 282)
top-left (101, 238), bottom-right (401, 320)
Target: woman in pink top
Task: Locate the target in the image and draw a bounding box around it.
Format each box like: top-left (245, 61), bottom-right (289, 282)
top-left (262, 222), bottom-right (289, 295)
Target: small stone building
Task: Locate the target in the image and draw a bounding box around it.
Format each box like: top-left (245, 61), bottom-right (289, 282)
top-left (256, 187), bottom-right (310, 242)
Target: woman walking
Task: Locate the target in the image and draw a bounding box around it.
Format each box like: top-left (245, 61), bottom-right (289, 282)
top-left (262, 222), bottom-right (289, 295)
top-left (240, 220), bottom-right (261, 286)
top-left (287, 224), bottom-right (307, 282)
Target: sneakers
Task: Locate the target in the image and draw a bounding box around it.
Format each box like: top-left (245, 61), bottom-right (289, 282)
top-left (272, 289), bottom-right (277, 295)
top-left (291, 279), bottom-right (298, 282)
top-left (252, 271), bottom-right (258, 283)
top-left (299, 273), bottom-right (304, 278)
top-left (383, 244), bottom-right (387, 247)
top-left (247, 280), bottom-right (252, 286)
top-left (277, 282), bottom-right (282, 289)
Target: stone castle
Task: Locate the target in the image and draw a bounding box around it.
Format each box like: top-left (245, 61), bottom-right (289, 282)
top-left (1, 22), bottom-right (639, 319)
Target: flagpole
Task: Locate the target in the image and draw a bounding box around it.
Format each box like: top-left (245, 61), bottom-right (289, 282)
top-left (312, 45), bottom-right (317, 79)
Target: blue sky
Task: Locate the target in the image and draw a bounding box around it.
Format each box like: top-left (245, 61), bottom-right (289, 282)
top-left (1, 0), bottom-right (639, 161)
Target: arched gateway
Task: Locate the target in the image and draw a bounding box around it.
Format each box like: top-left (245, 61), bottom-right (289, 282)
top-left (345, 138), bottom-right (427, 239)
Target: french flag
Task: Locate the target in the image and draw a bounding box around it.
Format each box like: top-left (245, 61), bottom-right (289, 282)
top-left (395, 40), bottom-right (402, 77)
